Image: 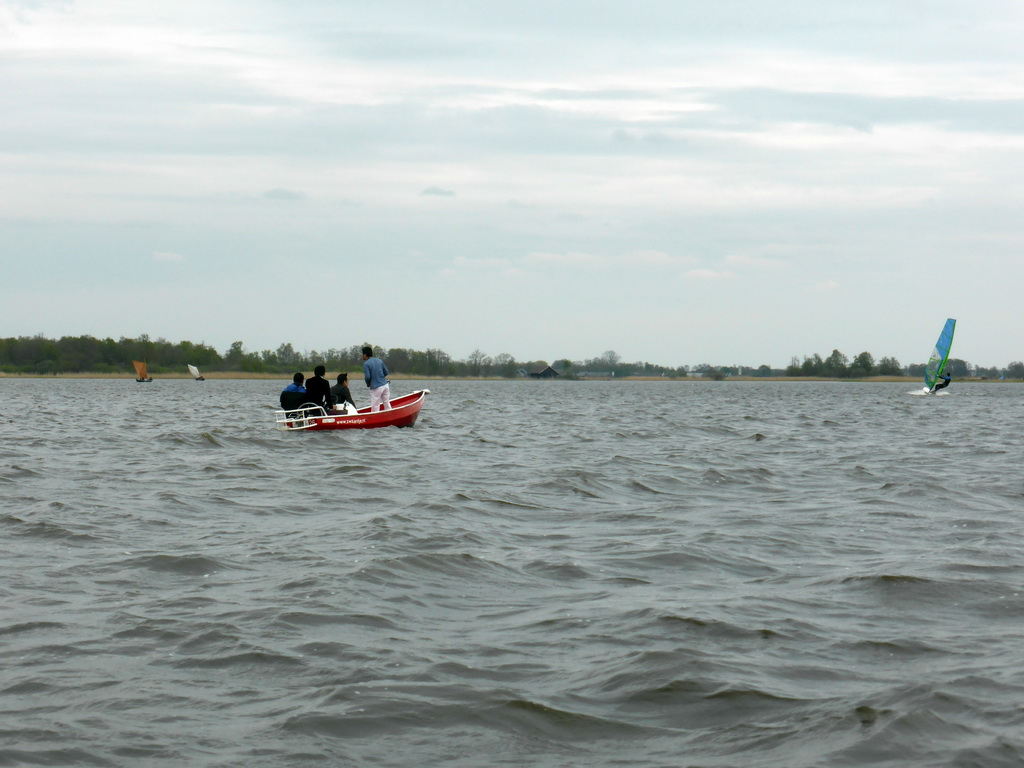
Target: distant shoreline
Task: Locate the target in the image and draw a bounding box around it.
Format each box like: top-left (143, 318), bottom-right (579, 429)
top-left (1, 372), bottom-right (1018, 383)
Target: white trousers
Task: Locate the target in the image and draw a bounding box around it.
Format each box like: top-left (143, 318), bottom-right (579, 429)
top-left (369, 383), bottom-right (391, 411)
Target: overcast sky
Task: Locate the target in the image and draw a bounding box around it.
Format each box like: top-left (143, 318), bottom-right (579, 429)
top-left (2, 0), bottom-right (1023, 368)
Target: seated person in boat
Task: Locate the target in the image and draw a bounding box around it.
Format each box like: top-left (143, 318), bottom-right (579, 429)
top-left (303, 365), bottom-right (333, 412)
top-left (279, 372), bottom-right (307, 411)
top-left (330, 372), bottom-right (357, 414)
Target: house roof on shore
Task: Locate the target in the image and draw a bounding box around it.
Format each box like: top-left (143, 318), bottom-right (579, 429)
top-left (528, 365), bottom-right (559, 379)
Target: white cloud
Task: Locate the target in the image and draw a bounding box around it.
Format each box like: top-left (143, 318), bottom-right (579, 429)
top-left (152, 251), bottom-right (185, 262)
top-left (627, 249), bottom-right (697, 267)
top-left (724, 253), bottom-right (787, 269)
top-left (685, 269), bottom-right (736, 281)
top-left (263, 188), bottom-right (307, 201)
top-left (451, 256), bottom-right (511, 270)
top-left (526, 251), bottom-right (602, 267)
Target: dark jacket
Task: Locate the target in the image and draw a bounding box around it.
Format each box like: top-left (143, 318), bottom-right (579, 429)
top-left (304, 375), bottom-right (332, 411)
top-left (331, 382), bottom-right (355, 409)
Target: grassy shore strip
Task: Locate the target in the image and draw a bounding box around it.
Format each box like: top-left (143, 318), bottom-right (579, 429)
top-left (2, 372), bottom-right (1019, 383)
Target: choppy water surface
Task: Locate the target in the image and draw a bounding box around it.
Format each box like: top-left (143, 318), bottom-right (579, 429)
top-left (2, 378), bottom-right (1023, 767)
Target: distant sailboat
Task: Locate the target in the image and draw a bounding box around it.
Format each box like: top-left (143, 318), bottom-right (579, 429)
top-left (188, 364), bottom-right (205, 381)
top-left (133, 360), bottom-right (153, 382)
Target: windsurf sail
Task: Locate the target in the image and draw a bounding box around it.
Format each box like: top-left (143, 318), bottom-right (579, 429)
top-left (924, 318), bottom-right (956, 389)
top-left (188, 364), bottom-right (201, 379)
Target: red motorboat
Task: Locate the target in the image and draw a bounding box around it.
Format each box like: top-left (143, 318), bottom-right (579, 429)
top-left (274, 390), bottom-right (429, 431)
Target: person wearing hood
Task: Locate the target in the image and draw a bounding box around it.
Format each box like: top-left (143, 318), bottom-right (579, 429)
top-left (279, 372), bottom-right (307, 412)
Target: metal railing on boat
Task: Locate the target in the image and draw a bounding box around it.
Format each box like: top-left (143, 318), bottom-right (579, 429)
top-left (273, 404), bottom-right (328, 431)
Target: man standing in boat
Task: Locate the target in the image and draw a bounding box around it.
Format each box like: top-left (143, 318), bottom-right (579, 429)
top-left (362, 345), bottom-right (392, 411)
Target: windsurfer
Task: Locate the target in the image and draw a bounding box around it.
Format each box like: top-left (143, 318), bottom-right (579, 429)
top-left (930, 372), bottom-right (951, 394)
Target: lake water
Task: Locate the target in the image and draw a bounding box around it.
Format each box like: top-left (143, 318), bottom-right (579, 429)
top-left (2, 378), bottom-right (1023, 767)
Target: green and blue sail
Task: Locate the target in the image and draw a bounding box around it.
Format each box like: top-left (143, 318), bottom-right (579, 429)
top-left (924, 318), bottom-right (956, 389)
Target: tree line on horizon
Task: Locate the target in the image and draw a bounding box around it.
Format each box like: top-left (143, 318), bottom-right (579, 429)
top-left (1, 334), bottom-right (1021, 380)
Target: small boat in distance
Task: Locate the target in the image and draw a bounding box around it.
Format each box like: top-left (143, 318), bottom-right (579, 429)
top-left (275, 390), bottom-right (429, 431)
top-left (188, 364), bottom-right (205, 381)
top-left (132, 360), bottom-right (153, 382)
